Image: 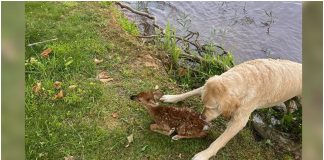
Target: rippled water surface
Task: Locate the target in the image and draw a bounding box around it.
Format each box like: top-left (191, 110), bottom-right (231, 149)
top-left (126, 1), bottom-right (302, 64)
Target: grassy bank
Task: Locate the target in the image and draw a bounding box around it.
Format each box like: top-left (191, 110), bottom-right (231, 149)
top-left (26, 2), bottom-right (283, 159)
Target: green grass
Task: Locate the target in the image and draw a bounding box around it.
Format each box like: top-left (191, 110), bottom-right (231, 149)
top-left (25, 2), bottom-right (282, 159)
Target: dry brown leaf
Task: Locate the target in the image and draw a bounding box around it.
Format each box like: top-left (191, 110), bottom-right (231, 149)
top-left (97, 71), bottom-right (113, 83)
top-left (97, 71), bottom-right (110, 79)
top-left (127, 134), bottom-right (134, 143)
top-left (99, 78), bottom-right (113, 83)
top-left (125, 143), bottom-right (130, 148)
top-left (40, 48), bottom-right (52, 58)
top-left (54, 81), bottom-right (62, 89)
top-left (94, 58), bottom-right (103, 64)
top-left (144, 61), bottom-right (158, 68)
top-left (53, 90), bottom-right (64, 100)
top-left (32, 82), bottom-right (42, 94)
top-left (125, 134), bottom-right (134, 148)
top-left (68, 85), bottom-right (77, 90)
top-left (64, 155), bottom-right (75, 160)
top-left (178, 67), bottom-right (187, 77)
top-left (112, 112), bottom-right (118, 118)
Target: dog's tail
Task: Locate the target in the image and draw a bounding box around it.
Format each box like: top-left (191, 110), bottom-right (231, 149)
top-left (130, 95), bottom-right (137, 100)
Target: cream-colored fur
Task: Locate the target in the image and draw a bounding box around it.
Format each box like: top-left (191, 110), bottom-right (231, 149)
top-left (160, 59), bottom-right (302, 160)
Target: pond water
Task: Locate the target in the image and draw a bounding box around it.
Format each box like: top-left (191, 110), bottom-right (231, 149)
top-left (125, 1), bottom-right (302, 64)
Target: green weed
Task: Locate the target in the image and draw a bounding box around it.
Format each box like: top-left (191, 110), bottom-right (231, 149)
top-left (118, 17), bottom-right (140, 36)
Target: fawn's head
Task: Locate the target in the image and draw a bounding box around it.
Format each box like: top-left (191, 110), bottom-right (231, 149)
top-left (130, 90), bottom-right (163, 107)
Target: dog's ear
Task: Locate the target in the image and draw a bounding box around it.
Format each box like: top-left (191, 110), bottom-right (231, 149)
top-left (220, 98), bottom-right (240, 119)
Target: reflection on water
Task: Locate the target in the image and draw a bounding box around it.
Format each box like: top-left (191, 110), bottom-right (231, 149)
top-left (126, 1), bottom-right (302, 64)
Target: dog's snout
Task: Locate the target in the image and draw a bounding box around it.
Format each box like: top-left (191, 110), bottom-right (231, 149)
top-left (130, 95), bottom-right (137, 100)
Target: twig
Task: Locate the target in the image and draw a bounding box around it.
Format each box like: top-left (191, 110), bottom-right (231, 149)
top-left (116, 2), bottom-right (155, 20)
top-left (180, 52), bottom-right (230, 71)
top-left (184, 31), bottom-right (195, 40)
top-left (180, 52), bottom-right (203, 62)
top-left (137, 35), bottom-right (160, 38)
top-left (27, 38), bottom-right (58, 47)
top-left (116, 2), bottom-right (163, 32)
top-left (137, 33), bottom-right (202, 51)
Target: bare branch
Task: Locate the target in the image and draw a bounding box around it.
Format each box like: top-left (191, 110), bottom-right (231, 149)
top-left (137, 33), bottom-right (203, 51)
top-left (137, 35), bottom-right (160, 38)
top-left (116, 2), bottom-right (155, 20)
top-left (180, 52), bottom-right (230, 71)
top-left (116, 2), bottom-right (164, 33)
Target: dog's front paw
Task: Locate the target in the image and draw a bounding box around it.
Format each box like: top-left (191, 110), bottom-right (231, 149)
top-left (160, 95), bottom-right (180, 103)
top-left (192, 151), bottom-right (211, 160)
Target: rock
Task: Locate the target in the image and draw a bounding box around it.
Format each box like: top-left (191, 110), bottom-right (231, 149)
top-left (286, 100), bottom-right (298, 113)
top-left (252, 113), bottom-right (301, 157)
top-left (273, 102), bottom-right (287, 114)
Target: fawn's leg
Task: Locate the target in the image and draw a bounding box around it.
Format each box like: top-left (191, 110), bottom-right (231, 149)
top-left (172, 132), bottom-right (207, 140)
top-left (150, 124), bottom-right (175, 136)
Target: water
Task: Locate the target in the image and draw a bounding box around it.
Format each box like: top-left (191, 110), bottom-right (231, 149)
top-left (124, 1), bottom-right (302, 64)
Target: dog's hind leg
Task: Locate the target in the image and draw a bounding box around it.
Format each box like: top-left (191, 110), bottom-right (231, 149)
top-left (192, 109), bottom-right (252, 160)
top-left (160, 86), bottom-right (204, 103)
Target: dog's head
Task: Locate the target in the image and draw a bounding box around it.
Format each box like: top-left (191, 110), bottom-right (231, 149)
top-left (130, 90), bottom-right (163, 107)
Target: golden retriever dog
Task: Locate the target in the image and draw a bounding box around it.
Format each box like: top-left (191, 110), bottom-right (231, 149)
top-left (160, 59), bottom-right (302, 160)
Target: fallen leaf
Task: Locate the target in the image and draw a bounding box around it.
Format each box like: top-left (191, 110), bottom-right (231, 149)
top-left (125, 134), bottom-right (134, 148)
top-left (94, 58), bottom-right (103, 64)
top-left (30, 57), bottom-right (38, 64)
top-left (178, 153), bottom-right (182, 158)
top-left (178, 67), bottom-right (187, 77)
top-left (99, 78), bottom-right (113, 83)
top-left (127, 134), bottom-right (133, 143)
top-left (65, 60), bottom-right (74, 66)
top-left (154, 85), bottom-right (159, 90)
top-left (68, 85), bottom-right (77, 90)
top-left (97, 71), bottom-right (113, 83)
top-left (141, 145), bottom-right (148, 151)
top-left (112, 112), bottom-right (118, 118)
top-left (54, 81), bottom-right (62, 89)
top-left (97, 71), bottom-right (110, 79)
top-left (32, 82), bottom-right (42, 94)
top-left (144, 61), bottom-right (158, 68)
top-left (64, 155), bottom-right (75, 160)
top-left (40, 48), bottom-right (52, 58)
top-left (53, 90), bottom-right (64, 100)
